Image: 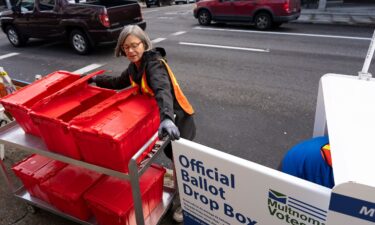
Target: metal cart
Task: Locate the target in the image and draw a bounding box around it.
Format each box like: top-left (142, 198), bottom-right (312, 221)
top-left (0, 121), bottom-right (175, 225)
top-left (0, 78), bottom-right (30, 160)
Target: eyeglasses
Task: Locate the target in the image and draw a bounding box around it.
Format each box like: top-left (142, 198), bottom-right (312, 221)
top-left (123, 42), bottom-right (143, 52)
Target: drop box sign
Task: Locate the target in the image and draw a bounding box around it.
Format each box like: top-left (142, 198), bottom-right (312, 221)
top-left (172, 139), bottom-right (331, 225)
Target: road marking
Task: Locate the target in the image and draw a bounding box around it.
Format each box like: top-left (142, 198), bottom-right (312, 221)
top-left (152, 38), bottom-right (166, 43)
top-left (73, 63), bottom-right (103, 74)
top-left (157, 17), bottom-right (174, 19)
top-left (142, 9), bottom-right (159, 13)
top-left (164, 12), bottom-right (178, 15)
top-left (165, 10), bottom-right (191, 15)
top-left (0, 53), bottom-right (19, 60)
top-left (194, 27), bottom-right (372, 41)
top-left (179, 42), bottom-right (270, 52)
top-left (171, 31), bottom-right (186, 36)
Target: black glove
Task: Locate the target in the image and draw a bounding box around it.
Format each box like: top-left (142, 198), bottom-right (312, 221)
top-left (158, 118), bottom-right (180, 141)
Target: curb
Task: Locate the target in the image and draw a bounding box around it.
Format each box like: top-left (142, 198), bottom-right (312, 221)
top-left (302, 11), bottom-right (375, 16)
top-left (293, 13), bottom-right (375, 27)
top-left (292, 20), bottom-right (375, 27)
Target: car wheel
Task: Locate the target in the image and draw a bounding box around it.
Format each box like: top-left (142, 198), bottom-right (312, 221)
top-left (198, 10), bottom-right (211, 26)
top-left (146, 4), bottom-right (151, 7)
top-left (6, 26), bottom-right (28, 47)
top-left (254, 13), bottom-right (272, 30)
top-left (26, 204), bottom-right (39, 214)
top-left (70, 29), bottom-right (90, 55)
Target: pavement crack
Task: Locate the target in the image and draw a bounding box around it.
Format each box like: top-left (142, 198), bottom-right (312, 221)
top-left (9, 211), bottom-right (28, 225)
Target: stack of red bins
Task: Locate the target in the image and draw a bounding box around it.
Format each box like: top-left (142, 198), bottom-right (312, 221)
top-left (84, 164), bottom-right (166, 225)
top-left (40, 164), bottom-right (103, 221)
top-left (11, 154), bottom-right (67, 203)
top-left (0, 71), bottom-right (81, 136)
top-left (69, 87), bottom-right (160, 172)
top-left (29, 72), bottom-right (116, 159)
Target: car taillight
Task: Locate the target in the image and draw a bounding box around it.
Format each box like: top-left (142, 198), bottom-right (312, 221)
top-left (283, 0), bottom-right (290, 13)
top-left (99, 10), bottom-right (110, 28)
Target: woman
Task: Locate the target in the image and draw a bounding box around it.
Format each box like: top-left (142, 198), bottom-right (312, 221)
top-left (92, 25), bottom-right (196, 223)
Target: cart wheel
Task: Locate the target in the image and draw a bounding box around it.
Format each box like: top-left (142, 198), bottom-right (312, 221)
top-left (26, 204), bottom-right (38, 214)
top-left (0, 119), bottom-right (9, 127)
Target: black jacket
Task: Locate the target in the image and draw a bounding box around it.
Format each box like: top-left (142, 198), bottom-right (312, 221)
top-left (95, 49), bottom-right (174, 121)
top-left (95, 49), bottom-right (196, 143)
top-left (95, 49), bottom-right (196, 159)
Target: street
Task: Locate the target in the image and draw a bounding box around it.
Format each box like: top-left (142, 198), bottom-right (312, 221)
top-left (0, 3), bottom-right (375, 225)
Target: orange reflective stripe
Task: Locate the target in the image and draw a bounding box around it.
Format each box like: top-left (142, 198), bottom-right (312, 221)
top-left (129, 73), bottom-right (154, 96)
top-left (129, 75), bottom-right (138, 88)
top-left (128, 60), bottom-right (194, 115)
top-left (160, 59), bottom-right (194, 115)
top-left (321, 144), bottom-right (332, 167)
top-left (141, 72), bottom-right (154, 96)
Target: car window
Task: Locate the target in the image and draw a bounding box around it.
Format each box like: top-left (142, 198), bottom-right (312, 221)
top-left (39, 0), bottom-right (55, 11)
top-left (18, 0), bottom-right (35, 12)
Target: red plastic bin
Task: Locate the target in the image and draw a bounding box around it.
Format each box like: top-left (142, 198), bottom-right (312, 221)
top-left (84, 164), bottom-right (166, 225)
top-left (0, 71), bottom-right (81, 136)
top-left (69, 87), bottom-right (160, 172)
top-left (40, 164), bottom-right (102, 221)
top-left (29, 71), bottom-right (116, 159)
top-left (11, 154), bottom-right (67, 203)
top-left (140, 165), bottom-right (166, 212)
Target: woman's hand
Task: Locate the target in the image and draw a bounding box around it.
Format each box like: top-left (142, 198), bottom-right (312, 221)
top-left (158, 118), bottom-right (180, 141)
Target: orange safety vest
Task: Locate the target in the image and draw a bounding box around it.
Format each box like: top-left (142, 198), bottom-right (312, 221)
top-left (320, 144), bottom-right (332, 167)
top-left (129, 59), bottom-right (194, 115)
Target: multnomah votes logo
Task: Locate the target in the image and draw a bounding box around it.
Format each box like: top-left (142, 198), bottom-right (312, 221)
top-left (268, 189), bottom-right (327, 225)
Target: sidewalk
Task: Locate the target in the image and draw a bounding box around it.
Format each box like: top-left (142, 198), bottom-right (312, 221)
top-left (296, 3), bottom-right (375, 26)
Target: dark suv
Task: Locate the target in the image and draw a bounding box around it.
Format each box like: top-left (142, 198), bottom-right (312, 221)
top-left (0, 0), bottom-right (146, 54)
top-left (193, 0), bottom-right (301, 30)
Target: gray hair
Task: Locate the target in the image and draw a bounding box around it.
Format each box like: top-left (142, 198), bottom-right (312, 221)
top-left (115, 25), bottom-right (152, 57)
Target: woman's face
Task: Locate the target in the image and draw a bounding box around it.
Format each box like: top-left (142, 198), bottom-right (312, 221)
top-left (123, 34), bottom-right (145, 63)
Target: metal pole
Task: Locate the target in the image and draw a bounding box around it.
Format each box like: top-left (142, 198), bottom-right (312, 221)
top-left (4, 0), bottom-right (11, 9)
top-left (0, 153), bottom-right (16, 193)
top-left (128, 132), bottom-right (159, 225)
top-left (129, 160), bottom-right (144, 225)
top-left (318, 0), bottom-right (327, 10)
top-left (358, 30), bottom-right (375, 80)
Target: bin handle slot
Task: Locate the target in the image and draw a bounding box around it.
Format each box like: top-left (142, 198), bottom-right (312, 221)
top-left (32, 70), bottom-right (106, 108)
top-left (71, 87), bottom-right (138, 123)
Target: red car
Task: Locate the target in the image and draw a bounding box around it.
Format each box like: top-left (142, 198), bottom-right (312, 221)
top-left (193, 0), bottom-right (301, 30)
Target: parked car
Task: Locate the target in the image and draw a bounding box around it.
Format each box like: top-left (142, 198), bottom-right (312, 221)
top-left (175, 0), bottom-right (195, 4)
top-left (0, 0), bottom-right (146, 54)
top-left (193, 0), bottom-right (301, 30)
top-left (145, 0), bottom-right (174, 7)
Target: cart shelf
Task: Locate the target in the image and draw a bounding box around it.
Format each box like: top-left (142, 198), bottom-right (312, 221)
top-left (0, 121), bottom-right (175, 225)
